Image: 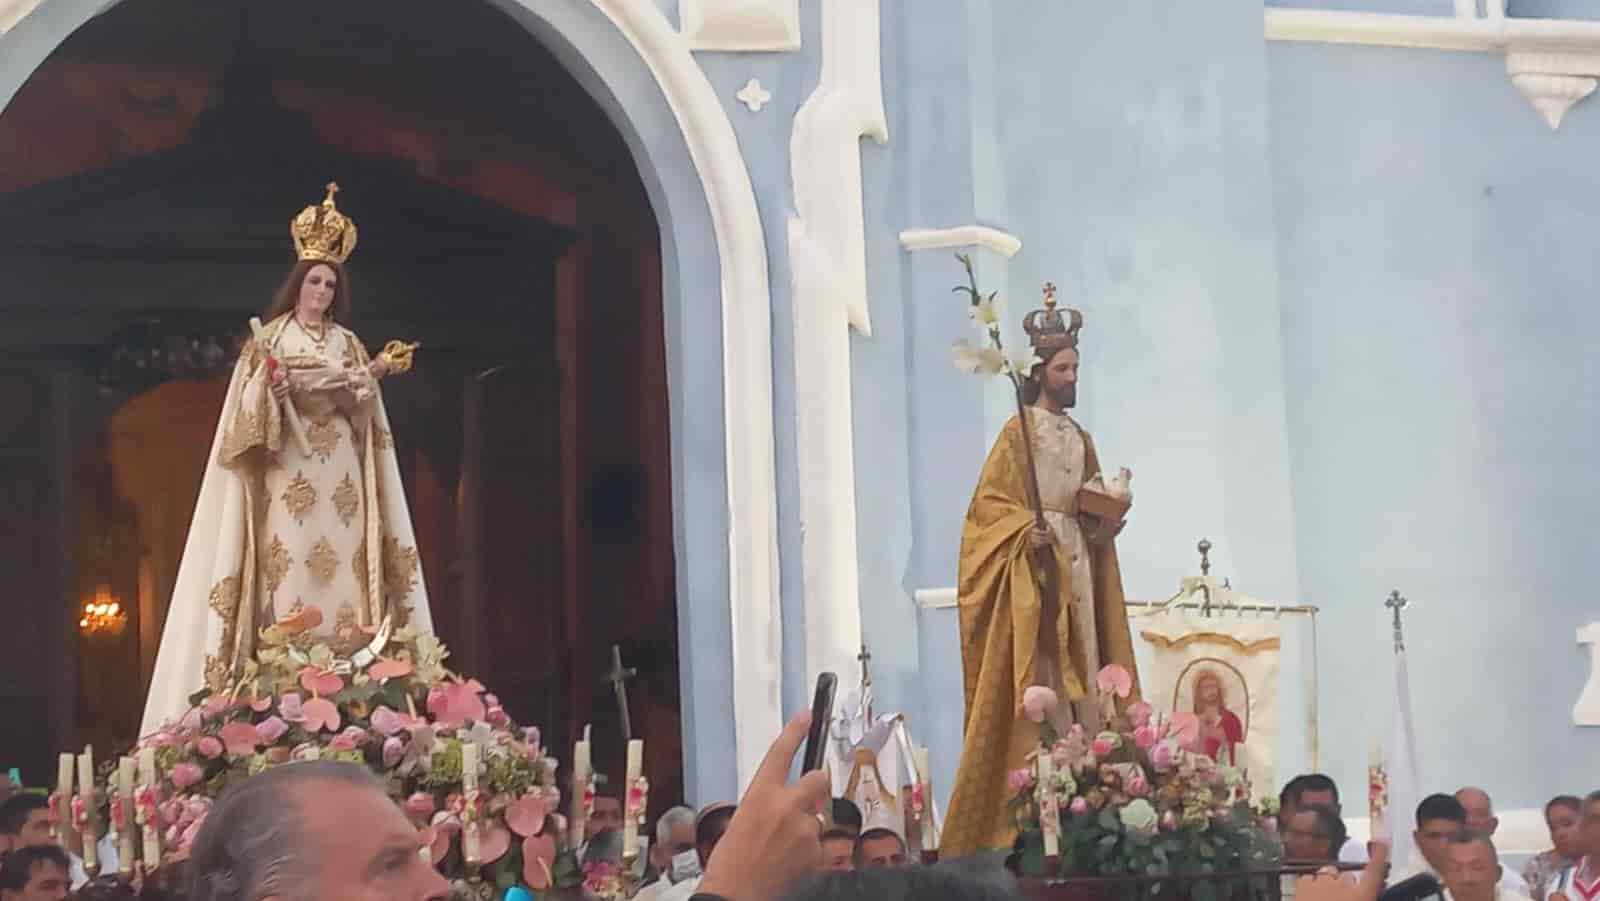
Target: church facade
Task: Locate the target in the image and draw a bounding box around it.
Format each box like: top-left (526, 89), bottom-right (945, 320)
top-left (2, 0), bottom-right (1596, 825)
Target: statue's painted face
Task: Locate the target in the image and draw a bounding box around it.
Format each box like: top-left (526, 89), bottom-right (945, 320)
top-left (1038, 347), bottom-right (1079, 408)
top-left (298, 263), bottom-right (339, 320)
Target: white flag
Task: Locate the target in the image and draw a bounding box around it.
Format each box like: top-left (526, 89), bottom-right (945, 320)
top-left (1384, 647), bottom-right (1421, 869)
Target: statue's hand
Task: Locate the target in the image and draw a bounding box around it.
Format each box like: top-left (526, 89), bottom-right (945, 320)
top-left (1080, 514), bottom-right (1125, 547)
top-left (1029, 524), bottom-right (1053, 550)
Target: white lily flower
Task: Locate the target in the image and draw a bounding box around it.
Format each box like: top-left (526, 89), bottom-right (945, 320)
top-left (969, 298), bottom-right (1000, 327)
top-left (1009, 350), bottom-right (1042, 378)
top-left (952, 339), bottom-right (1005, 376)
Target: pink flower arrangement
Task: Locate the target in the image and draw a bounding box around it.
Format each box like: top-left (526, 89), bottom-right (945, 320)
top-left (1021, 685), bottom-right (1059, 724)
top-left (1008, 768), bottom-right (1036, 792)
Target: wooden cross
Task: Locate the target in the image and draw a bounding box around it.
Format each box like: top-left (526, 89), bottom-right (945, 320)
top-left (602, 644), bottom-right (638, 742)
top-left (1385, 590), bottom-right (1409, 653)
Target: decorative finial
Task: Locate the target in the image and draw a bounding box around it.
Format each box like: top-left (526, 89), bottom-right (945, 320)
top-left (1042, 282), bottom-right (1058, 309)
top-left (1384, 590), bottom-right (1409, 652)
top-left (325, 182), bottom-right (339, 202)
top-left (1197, 539), bottom-right (1212, 576)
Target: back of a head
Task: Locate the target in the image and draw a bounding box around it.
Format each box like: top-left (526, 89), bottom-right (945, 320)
top-left (186, 760), bottom-right (386, 901)
top-left (655, 805), bottom-right (695, 845)
top-left (695, 803), bottom-right (737, 864)
top-left (1417, 793), bottom-right (1468, 826)
top-left (831, 798), bottom-right (864, 833)
top-left (782, 865), bottom-right (1020, 901)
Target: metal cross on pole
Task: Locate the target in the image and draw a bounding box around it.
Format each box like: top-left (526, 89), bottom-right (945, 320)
top-left (602, 644), bottom-right (637, 742)
top-left (1385, 590), bottom-right (1409, 653)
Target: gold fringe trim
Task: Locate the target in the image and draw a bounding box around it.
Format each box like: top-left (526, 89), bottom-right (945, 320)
top-left (1139, 630), bottom-right (1280, 655)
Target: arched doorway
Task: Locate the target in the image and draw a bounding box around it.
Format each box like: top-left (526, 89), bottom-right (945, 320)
top-left (0, 0), bottom-right (740, 811)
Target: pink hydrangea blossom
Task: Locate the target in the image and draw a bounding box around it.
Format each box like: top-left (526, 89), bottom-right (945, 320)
top-left (1020, 686), bottom-right (1058, 724)
top-left (255, 716), bottom-right (289, 745)
top-left (1007, 768), bottom-right (1035, 792)
top-left (1150, 742), bottom-right (1176, 773)
top-left (329, 726), bottom-right (368, 751)
top-left (278, 693), bottom-right (306, 723)
top-left (1126, 701), bottom-right (1153, 729)
top-left (1069, 796), bottom-right (1089, 816)
top-left (1090, 734), bottom-right (1119, 759)
top-left (196, 737), bottom-right (224, 759)
top-left (1127, 773), bottom-right (1150, 797)
top-left (170, 762), bottom-right (204, 790)
top-left (1133, 723), bottom-right (1160, 751)
top-left (383, 737), bottom-right (406, 768)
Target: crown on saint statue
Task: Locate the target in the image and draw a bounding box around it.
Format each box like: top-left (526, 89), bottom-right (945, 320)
top-left (1022, 282), bottom-right (1083, 356)
top-left (291, 183), bottom-right (359, 265)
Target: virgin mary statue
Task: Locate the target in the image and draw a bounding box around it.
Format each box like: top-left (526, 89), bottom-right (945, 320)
top-left (141, 184), bottom-right (434, 735)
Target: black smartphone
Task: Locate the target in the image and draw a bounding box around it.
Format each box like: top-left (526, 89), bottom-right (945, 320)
top-left (801, 672), bottom-right (838, 774)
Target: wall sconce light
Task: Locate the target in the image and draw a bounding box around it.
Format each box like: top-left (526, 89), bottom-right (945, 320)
top-left (79, 586), bottom-right (127, 637)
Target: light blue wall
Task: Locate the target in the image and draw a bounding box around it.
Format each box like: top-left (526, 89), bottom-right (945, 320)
top-left (1268, 40), bottom-right (1600, 810)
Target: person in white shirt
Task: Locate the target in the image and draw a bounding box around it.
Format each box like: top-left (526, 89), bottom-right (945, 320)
top-left (1457, 788), bottom-right (1533, 897)
top-left (634, 806), bottom-right (697, 901)
top-left (1441, 833), bottom-right (1533, 901)
top-left (657, 803), bottom-right (735, 901)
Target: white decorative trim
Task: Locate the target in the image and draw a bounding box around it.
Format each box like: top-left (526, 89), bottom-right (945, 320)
top-left (787, 0), bottom-right (887, 689)
top-left (1578, 622), bottom-right (1600, 726)
top-left (915, 587), bottom-right (958, 610)
top-left (680, 0), bottom-right (800, 53)
top-left (736, 77), bottom-right (771, 113)
top-left (1265, 9), bottom-right (1600, 129)
top-left (899, 226), bottom-right (1022, 259)
top-left (0, 0), bottom-right (44, 36)
top-left (1508, 52), bottom-right (1600, 128)
top-left (589, 0), bottom-right (783, 791)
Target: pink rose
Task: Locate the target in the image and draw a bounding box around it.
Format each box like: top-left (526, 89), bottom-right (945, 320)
top-left (1133, 724), bottom-right (1160, 751)
top-left (1126, 701), bottom-right (1153, 729)
top-left (159, 800), bottom-right (185, 826)
top-left (1160, 811), bottom-right (1178, 832)
top-left (1020, 686), bottom-right (1059, 724)
top-left (486, 704), bottom-right (510, 728)
top-left (1150, 742), bottom-right (1176, 773)
top-left (1069, 796), bottom-right (1089, 816)
top-left (383, 737), bottom-right (406, 768)
top-left (1127, 774), bottom-right (1150, 797)
top-left (278, 693), bottom-right (306, 723)
top-left (196, 737), bottom-right (224, 759)
top-left (170, 762), bottom-right (204, 790)
top-left (1090, 736), bottom-right (1117, 759)
top-left (255, 716), bottom-right (289, 745)
top-left (1006, 768), bottom-right (1035, 792)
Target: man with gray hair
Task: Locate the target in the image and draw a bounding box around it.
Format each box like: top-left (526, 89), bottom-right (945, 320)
top-left (1456, 788), bottom-right (1531, 897)
top-left (186, 760), bottom-right (450, 901)
top-left (636, 806), bottom-right (698, 901)
top-left (1442, 833), bottom-right (1533, 901)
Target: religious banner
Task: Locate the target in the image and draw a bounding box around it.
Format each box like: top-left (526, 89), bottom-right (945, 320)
top-left (1136, 595), bottom-right (1282, 800)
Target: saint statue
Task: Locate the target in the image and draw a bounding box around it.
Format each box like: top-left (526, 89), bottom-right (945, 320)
top-left (940, 286), bottom-right (1140, 856)
top-left (141, 184), bottom-right (433, 734)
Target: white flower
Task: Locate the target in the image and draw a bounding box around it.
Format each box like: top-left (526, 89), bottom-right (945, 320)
top-left (969, 298), bottom-right (1000, 327)
top-left (952, 339), bottom-right (1004, 376)
top-left (1008, 350), bottom-right (1042, 378)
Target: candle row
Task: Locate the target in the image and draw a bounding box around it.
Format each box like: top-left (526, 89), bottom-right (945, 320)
top-left (54, 746), bottom-right (162, 879)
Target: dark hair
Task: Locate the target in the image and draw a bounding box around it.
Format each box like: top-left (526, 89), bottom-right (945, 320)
top-left (1017, 344), bottom-right (1076, 407)
top-left (1294, 803), bottom-right (1349, 860)
top-left (1416, 793), bottom-right (1468, 826)
top-left (0, 792), bottom-right (48, 836)
top-left (260, 260), bottom-right (353, 325)
top-left (781, 865), bottom-right (1018, 901)
top-left (696, 805), bottom-right (736, 849)
top-left (852, 827), bottom-right (907, 866)
top-left (1280, 773), bottom-right (1340, 811)
top-left (0, 844), bottom-right (70, 891)
top-left (74, 875), bottom-right (141, 901)
top-left (821, 828), bottom-right (857, 843)
top-left (831, 798), bottom-right (863, 831)
top-left (1546, 795), bottom-right (1583, 818)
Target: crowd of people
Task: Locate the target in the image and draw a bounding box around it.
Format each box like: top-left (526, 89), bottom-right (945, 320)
top-left (1, 716), bottom-right (1596, 901)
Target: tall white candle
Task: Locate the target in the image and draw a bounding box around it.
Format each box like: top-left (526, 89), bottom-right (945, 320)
top-left (117, 757), bottom-right (136, 875)
top-left (461, 743), bottom-right (481, 863)
top-left (913, 746), bottom-right (936, 852)
top-left (621, 740), bottom-right (643, 859)
top-left (55, 753), bottom-right (75, 848)
top-left (77, 748), bottom-right (97, 873)
top-left (1036, 751), bottom-right (1059, 858)
top-left (569, 734), bottom-right (591, 851)
top-left (137, 748), bottom-right (160, 869)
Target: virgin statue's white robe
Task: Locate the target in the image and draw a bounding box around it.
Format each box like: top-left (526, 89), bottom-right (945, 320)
top-left (141, 313), bottom-right (433, 734)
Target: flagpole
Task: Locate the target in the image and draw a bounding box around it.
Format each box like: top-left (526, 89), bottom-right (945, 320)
top-left (1383, 590), bottom-right (1420, 869)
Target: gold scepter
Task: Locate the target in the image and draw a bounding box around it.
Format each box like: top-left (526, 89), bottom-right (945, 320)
top-left (377, 340), bottom-right (420, 375)
top-left (249, 317), bottom-right (314, 458)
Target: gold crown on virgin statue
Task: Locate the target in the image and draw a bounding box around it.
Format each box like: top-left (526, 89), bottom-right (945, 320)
top-left (1022, 282), bottom-right (1083, 355)
top-left (291, 183), bottom-right (359, 265)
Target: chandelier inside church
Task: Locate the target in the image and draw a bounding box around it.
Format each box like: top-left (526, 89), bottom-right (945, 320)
top-left (79, 587), bottom-right (127, 637)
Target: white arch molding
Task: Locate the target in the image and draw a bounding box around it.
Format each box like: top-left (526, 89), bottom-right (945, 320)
top-left (0, 0), bottom-right (784, 793)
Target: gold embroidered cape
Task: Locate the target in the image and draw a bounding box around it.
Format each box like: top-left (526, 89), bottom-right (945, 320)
top-left (141, 314), bottom-right (432, 734)
top-left (939, 414), bottom-right (1140, 857)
